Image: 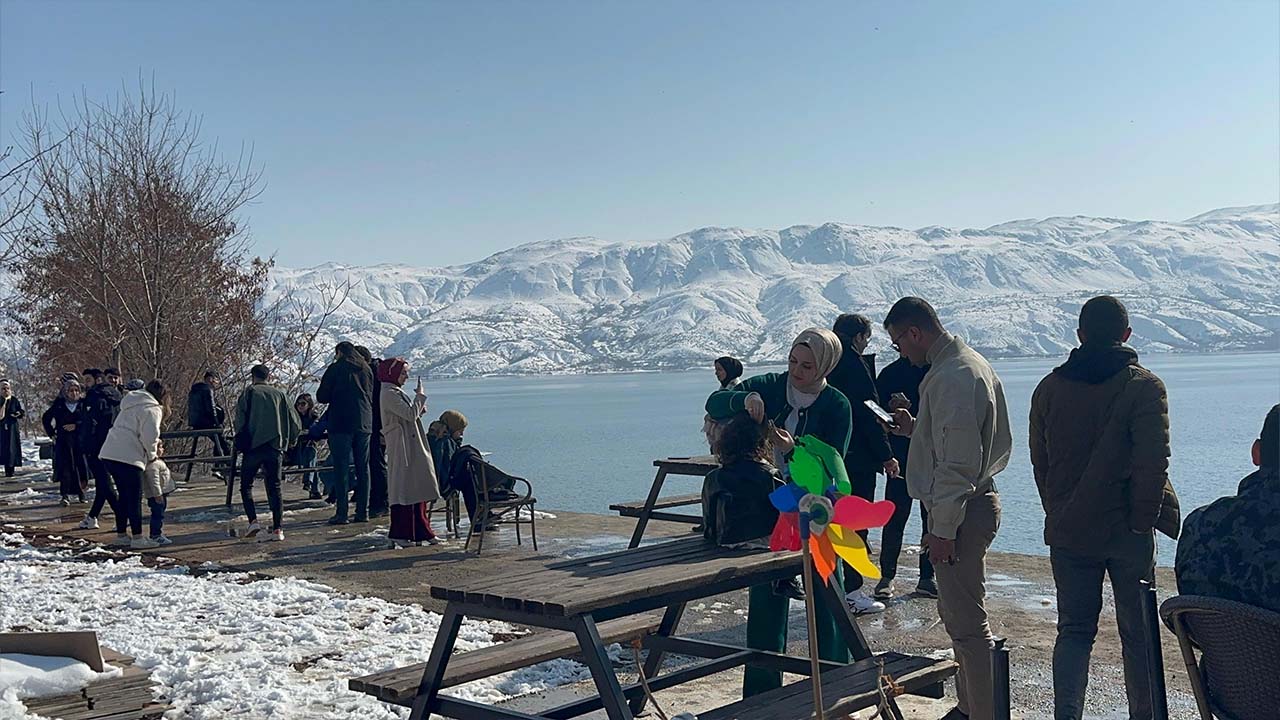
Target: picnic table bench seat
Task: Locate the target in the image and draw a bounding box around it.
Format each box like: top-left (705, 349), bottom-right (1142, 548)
top-left (609, 492), bottom-right (702, 515)
top-left (349, 613), bottom-right (663, 706)
top-left (698, 652), bottom-right (957, 720)
top-left (614, 456), bottom-right (717, 548)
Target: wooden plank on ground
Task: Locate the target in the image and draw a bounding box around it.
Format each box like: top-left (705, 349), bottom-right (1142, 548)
top-left (349, 613), bottom-right (663, 706)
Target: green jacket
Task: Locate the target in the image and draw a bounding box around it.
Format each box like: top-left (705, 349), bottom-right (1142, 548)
top-left (234, 383), bottom-right (302, 453)
top-left (705, 372), bottom-right (853, 456)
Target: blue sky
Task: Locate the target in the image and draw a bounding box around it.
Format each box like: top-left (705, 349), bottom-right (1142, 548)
top-left (2, 0), bottom-right (1277, 267)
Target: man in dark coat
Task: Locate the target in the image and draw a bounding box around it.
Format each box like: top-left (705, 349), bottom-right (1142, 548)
top-left (359, 347), bottom-right (389, 518)
top-left (317, 341), bottom-right (374, 524)
top-left (79, 370), bottom-right (123, 527)
top-left (188, 370), bottom-right (230, 476)
top-left (875, 352), bottom-right (937, 599)
top-left (827, 313), bottom-right (898, 614)
top-left (1177, 405), bottom-right (1279, 613)
top-left (1030, 296), bottom-right (1180, 720)
top-left (0, 379), bottom-right (25, 477)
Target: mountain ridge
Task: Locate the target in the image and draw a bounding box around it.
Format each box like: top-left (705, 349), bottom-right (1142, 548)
top-left (265, 203), bottom-right (1280, 377)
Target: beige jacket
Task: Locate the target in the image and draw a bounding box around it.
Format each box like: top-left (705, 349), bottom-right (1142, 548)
top-left (144, 459), bottom-right (175, 499)
top-left (905, 333), bottom-right (1012, 540)
top-left (380, 384), bottom-right (440, 506)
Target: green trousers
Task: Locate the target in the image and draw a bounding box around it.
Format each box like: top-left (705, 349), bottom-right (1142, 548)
top-left (742, 569), bottom-right (851, 697)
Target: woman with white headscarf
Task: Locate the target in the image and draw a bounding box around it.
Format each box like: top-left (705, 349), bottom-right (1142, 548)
top-left (704, 327), bottom-right (854, 698)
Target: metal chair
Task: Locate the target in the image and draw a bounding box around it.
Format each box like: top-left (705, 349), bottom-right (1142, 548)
top-left (1160, 595), bottom-right (1280, 720)
top-left (463, 458), bottom-right (538, 555)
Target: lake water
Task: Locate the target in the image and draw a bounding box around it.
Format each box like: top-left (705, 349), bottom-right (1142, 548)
top-left (422, 352), bottom-right (1279, 564)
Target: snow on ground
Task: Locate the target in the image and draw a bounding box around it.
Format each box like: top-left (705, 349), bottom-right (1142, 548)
top-left (0, 532), bottom-right (608, 719)
top-left (18, 441), bottom-right (51, 472)
top-left (0, 653), bottom-right (122, 701)
top-left (0, 490), bottom-right (56, 507)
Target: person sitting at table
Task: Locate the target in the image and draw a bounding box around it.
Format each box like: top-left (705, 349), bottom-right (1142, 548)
top-left (701, 411), bottom-right (780, 547)
top-left (705, 327), bottom-right (854, 697)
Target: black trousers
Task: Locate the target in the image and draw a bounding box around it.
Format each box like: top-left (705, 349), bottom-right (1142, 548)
top-left (240, 446), bottom-right (283, 529)
top-left (86, 453), bottom-right (119, 520)
top-left (880, 473), bottom-right (936, 586)
top-left (369, 438), bottom-right (389, 514)
top-left (105, 459), bottom-right (144, 536)
top-left (842, 465), bottom-right (878, 594)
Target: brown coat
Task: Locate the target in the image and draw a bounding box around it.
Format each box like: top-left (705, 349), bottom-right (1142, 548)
top-left (1029, 346), bottom-right (1179, 552)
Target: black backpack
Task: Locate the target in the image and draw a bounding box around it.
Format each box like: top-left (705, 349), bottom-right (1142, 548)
top-left (701, 459), bottom-right (781, 546)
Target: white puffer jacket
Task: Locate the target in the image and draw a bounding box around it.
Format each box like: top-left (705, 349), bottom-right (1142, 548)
top-left (98, 390), bottom-right (163, 469)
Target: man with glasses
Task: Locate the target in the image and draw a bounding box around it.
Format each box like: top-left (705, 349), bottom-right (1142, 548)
top-left (883, 296), bottom-right (1012, 720)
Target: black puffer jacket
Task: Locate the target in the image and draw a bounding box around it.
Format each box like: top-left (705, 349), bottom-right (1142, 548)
top-left (702, 458), bottom-right (781, 545)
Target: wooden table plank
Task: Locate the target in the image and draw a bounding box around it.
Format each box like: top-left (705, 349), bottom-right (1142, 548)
top-left (609, 492), bottom-right (702, 512)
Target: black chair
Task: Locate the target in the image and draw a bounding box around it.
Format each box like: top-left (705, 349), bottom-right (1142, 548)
top-left (463, 457), bottom-right (538, 555)
top-left (1160, 595), bottom-right (1280, 720)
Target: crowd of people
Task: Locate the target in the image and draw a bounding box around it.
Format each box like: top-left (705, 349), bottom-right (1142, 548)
top-left (701, 294), bottom-right (1278, 720)
top-left (0, 341), bottom-right (494, 549)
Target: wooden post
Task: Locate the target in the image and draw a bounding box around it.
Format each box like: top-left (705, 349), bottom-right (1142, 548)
top-left (799, 512), bottom-right (825, 720)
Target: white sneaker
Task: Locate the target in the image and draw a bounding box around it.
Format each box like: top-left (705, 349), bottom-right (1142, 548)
top-left (151, 535), bottom-right (173, 546)
top-left (845, 589), bottom-right (886, 615)
top-left (109, 534), bottom-right (131, 547)
top-left (60, 497), bottom-right (71, 507)
top-left (77, 515), bottom-right (99, 530)
top-left (244, 521), bottom-right (263, 538)
top-left (265, 529), bottom-right (284, 542)
top-left (131, 536), bottom-right (158, 549)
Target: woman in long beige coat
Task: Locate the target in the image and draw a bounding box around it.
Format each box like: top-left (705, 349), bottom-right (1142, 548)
top-left (378, 358), bottom-right (442, 546)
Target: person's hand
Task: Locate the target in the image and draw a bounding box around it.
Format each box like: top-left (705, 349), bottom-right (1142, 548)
top-left (768, 424), bottom-right (796, 454)
top-left (882, 458), bottom-right (900, 478)
top-left (62, 423), bottom-right (75, 431)
top-left (888, 393), bottom-right (910, 411)
top-left (744, 392), bottom-right (765, 423)
top-left (923, 533), bottom-right (957, 565)
top-left (890, 408), bottom-right (915, 436)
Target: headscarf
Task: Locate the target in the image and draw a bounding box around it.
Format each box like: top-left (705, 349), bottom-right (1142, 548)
top-left (377, 357), bottom-right (408, 384)
top-left (789, 328), bottom-right (843, 395)
top-left (715, 356), bottom-right (744, 389)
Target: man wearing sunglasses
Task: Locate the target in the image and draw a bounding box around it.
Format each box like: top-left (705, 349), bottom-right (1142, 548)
top-left (883, 296), bottom-right (1012, 720)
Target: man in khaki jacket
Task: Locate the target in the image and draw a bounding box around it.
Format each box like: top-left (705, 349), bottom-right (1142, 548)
top-left (885, 297), bottom-right (1012, 720)
top-left (1031, 296), bottom-right (1178, 720)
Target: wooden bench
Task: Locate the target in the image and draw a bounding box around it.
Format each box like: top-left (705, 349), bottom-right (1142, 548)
top-left (20, 647), bottom-right (171, 720)
top-left (609, 492), bottom-right (702, 518)
top-left (699, 652), bottom-right (956, 720)
top-left (349, 613), bottom-right (663, 706)
top-left (615, 457), bottom-right (718, 548)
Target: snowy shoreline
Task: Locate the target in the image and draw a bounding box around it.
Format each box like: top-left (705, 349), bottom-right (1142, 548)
top-left (0, 531), bottom-right (607, 719)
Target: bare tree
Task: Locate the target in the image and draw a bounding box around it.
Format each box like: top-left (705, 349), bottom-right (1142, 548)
top-left (261, 278), bottom-right (354, 398)
top-left (14, 82), bottom-right (270, 426)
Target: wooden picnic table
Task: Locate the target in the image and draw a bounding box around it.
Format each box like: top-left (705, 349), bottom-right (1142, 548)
top-left (610, 456), bottom-right (718, 548)
top-left (351, 536), bottom-right (956, 720)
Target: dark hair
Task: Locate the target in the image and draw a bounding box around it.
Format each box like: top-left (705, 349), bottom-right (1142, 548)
top-left (145, 379), bottom-right (169, 410)
top-left (715, 356), bottom-right (743, 384)
top-left (1260, 405), bottom-right (1279, 468)
top-left (203, 370), bottom-right (219, 381)
top-left (832, 313), bottom-right (872, 343)
top-left (355, 345), bottom-right (373, 364)
top-left (335, 341), bottom-right (357, 360)
top-left (1079, 295), bottom-right (1130, 344)
top-left (250, 364), bottom-right (271, 381)
top-left (82, 368), bottom-right (102, 379)
top-left (883, 297), bottom-right (942, 333)
top-left (103, 367), bottom-right (120, 377)
top-left (715, 411), bottom-right (770, 466)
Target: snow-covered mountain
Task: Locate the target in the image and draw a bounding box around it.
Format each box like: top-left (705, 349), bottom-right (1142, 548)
top-left (266, 204), bottom-right (1280, 377)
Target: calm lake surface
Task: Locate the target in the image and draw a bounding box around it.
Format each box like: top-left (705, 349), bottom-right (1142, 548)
top-left (423, 352), bottom-right (1279, 563)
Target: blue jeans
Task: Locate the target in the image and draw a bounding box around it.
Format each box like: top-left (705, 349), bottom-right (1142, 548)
top-left (328, 432), bottom-right (370, 521)
top-left (294, 445), bottom-right (318, 492)
top-left (1050, 528), bottom-right (1156, 720)
top-left (148, 495), bottom-right (167, 538)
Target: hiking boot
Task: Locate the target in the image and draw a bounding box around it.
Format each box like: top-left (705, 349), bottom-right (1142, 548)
top-left (131, 536), bottom-right (158, 549)
top-left (109, 534), bottom-right (131, 547)
top-left (845, 589), bottom-right (886, 615)
top-left (873, 579), bottom-right (895, 601)
top-left (244, 521), bottom-right (263, 538)
top-left (151, 534), bottom-right (173, 546)
top-left (914, 580), bottom-right (939, 599)
top-left (77, 515), bottom-right (99, 530)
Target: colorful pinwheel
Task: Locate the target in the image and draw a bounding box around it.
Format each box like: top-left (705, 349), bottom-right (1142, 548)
top-left (768, 435), bottom-right (897, 585)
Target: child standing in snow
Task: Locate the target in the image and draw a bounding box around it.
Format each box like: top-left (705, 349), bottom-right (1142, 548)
top-left (144, 451), bottom-right (175, 545)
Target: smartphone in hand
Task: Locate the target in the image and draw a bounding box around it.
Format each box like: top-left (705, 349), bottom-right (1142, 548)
top-left (864, 399), bottom-right (899, 429)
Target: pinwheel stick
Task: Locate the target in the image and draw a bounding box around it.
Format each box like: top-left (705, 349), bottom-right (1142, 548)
top-left (799, 511), bottom-right (826, 720)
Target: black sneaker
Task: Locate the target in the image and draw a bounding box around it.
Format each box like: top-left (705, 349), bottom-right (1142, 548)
top-left (327, 516), bottom-right (349, 526)
top-left (308, 490), bottom-right (322, 500)
top-left (914, 581), bottom-right (939, 599)
top-left (369, 508), bottom-right (389, 519)
top-left (352, 516), bottom-right (369, 524)
top-left (940, 707), bottom-right (969, 720)
top-left (873, 579), bottom-right (895, 600)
